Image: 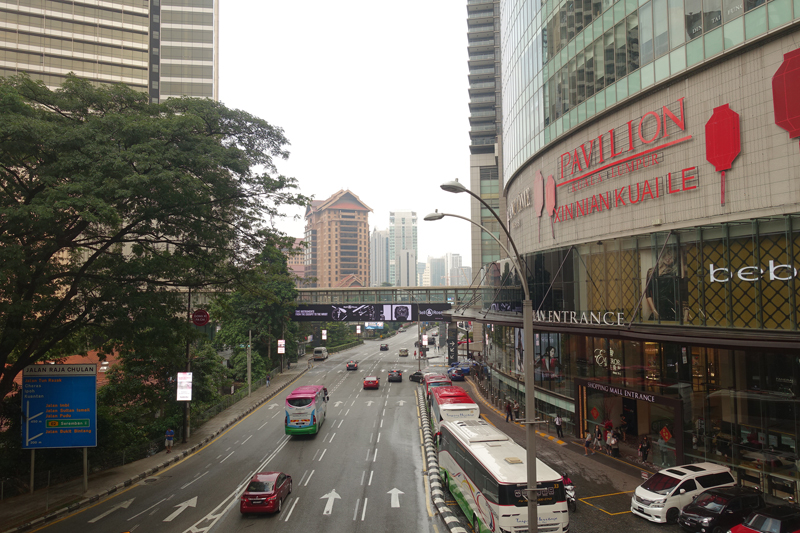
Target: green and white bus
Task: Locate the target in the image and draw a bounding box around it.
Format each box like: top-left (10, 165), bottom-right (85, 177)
top-left (438, 419), bottom-right (569, 533)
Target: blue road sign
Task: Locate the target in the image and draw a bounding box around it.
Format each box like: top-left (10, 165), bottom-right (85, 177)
top-left (22, 364), bottom-right (97, 449)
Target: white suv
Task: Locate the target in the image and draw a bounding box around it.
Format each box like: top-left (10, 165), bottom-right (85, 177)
top-left (631, 462), bottom-right (735, 523)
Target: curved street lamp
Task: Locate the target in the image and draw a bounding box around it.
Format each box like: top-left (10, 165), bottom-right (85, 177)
top-left (434, 179), bottom-right (541, 532)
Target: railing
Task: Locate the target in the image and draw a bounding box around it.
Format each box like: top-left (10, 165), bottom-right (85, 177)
top-left (468, 24), bottom-right (495, 33)
top-left (468, 10), bottom-right (494, 18)
top-left (469, 67), bottom-right (495, 75)
top-left (469, 53), bottom-right (495, 61)
top-left (468, 39), bottom-right (495, 47)
top-left (470, 137), bottom-right (496, 145)
top-left (471, 110), bottom-right (496, 118)
top-left (469, 81), bottom-right (495, 89)
top-left (471, 124), bottom-right (496, 132)
top-left (470, 95), bottom-right (496, 103)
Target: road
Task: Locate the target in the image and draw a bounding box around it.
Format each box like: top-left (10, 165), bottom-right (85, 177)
top-left (30, 326), bottom-right (696, 533)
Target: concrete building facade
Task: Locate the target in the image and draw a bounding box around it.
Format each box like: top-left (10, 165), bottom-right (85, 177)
top-left (388, 210), bottom-right (418, 286)
top-left (369, 228), bottom-right (389, 287)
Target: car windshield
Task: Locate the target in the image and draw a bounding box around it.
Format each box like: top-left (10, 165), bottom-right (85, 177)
top-left (287, 398), bottom-right (313, 407)
top-left (693, 493), bottom-right (731, 513)
top-left (246, 480), bottom-right (274, 493)
top-left (640, 473), bottom-right (681, 495)
top-left (744, 514), bottom-right (782, 533)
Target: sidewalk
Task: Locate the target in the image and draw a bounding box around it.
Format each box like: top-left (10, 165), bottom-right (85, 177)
top-left (0, 366), bottom-right (307, 533)
top-left (460, 376), bottom-right (658, 474)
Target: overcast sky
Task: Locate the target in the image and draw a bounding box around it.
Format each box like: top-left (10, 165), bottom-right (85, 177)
top-left (218, 1), bottom-right (473, 265)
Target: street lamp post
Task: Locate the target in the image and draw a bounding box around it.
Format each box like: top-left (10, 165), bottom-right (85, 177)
top-left (431, 177), bottom-right (540, 533)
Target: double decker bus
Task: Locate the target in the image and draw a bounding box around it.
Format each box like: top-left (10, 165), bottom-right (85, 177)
top-left (285, 385), bottom-right (328, 435)
top-left (429, 386), bottom-right (480, 434)
top-left (439, 419), bottom-right (569, 533)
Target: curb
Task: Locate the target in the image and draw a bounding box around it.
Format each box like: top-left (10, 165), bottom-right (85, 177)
top-left (2, 370), bottom-right (307, 533)
top-left (417, 388), bottom-right (469, 533)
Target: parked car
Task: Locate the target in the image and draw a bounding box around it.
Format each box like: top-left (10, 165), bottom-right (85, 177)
top-left (631, 462), bottom-right (736, 523)
top-left (450, 362), bottom-right (471, 375)
top-left (398, 328), bottom-right (405, 332)
top-left (399, 348), bottom-right (409, 357)
top-left (380, 344), bottom-right (389, 351)
top-left (409, 371), bottom-right (425, 383)
top-left (346, 360), bottom-right (358, 370)
top-left (363, 376), bottom-right (380, 389)
top-left (730, 505), bottom-right (800, 533)
top-left (240, 472), bottom-right (292, 514)
top-left (388, 369), bottom-right (403, 382)
top-left (447, 368), bottom-right (465, 381)
top-left (678, 486), bottom-right (765, 533)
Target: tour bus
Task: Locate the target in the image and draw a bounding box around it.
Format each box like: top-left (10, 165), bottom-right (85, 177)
top-left (285, 385), bottom-right (328, 435)
top-left (430, 386), bottom-right (480, 434)
top-left (439, 419), bottom-right (569, 533)
top-left (423, 374), bottom-right (452, 400)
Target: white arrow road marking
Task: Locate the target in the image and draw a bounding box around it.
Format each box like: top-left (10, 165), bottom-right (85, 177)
top-left (164, 496), bottom-right (197, 522)
top-left (321, 489), bottom-right (341, 515)
top-left (334, 401), bottom-right (343, 407)
top-left (388, 488), bottom-right (404, 508)
top-left (268, 403), bottom-right (279, 410)
top-left (397, 400), bottom-right (406, 406)
top-left (88, 498), bottom-right (135, 523)
top-left (365, 401), bottom-right (374, 406)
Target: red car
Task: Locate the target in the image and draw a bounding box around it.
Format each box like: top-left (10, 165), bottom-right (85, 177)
top-left (240, 471), bottom-right (292, 514)
top-left (363, 376), bottom-right (380, 389)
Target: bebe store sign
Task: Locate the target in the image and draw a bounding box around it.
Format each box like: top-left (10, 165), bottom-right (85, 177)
top-left (709, 260), bottom-right (798, 282)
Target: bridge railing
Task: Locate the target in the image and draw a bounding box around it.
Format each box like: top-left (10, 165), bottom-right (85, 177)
top-left (295, 286), bottom-right (522, 309)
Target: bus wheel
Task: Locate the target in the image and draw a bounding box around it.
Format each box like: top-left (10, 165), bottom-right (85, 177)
top-left (472, 514), bottom-right (479, 533)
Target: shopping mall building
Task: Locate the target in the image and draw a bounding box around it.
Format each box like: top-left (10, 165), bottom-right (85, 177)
top-left (465, 0), bottom-right (800, 500)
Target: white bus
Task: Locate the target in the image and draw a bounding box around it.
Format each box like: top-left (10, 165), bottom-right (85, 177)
top-left (430, 386), bottom-right (480, 434)
top-left (438, 419), bottom-right (569, 533)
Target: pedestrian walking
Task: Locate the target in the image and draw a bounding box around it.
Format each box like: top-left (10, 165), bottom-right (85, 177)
top-left (584, 431), bottom-right (595, 455)
top-left (505, 401), bottom-right (513, 423)
top-left (165, 427), bottom-right (174, 453)
top-left (513, 401), bottom-right (520, 421)
top-left (266, 374), bottom-right (270, 387)
top-left (605, 430), bottom-right (615, 455)
top-left (594, 425), bottom-right (603, 451)
top-left (610, 430), bottom-right (621, 457)
top-left (639, 435), bottom-right (651, 462)
top-left (554, 414), bottom-right (564, 438)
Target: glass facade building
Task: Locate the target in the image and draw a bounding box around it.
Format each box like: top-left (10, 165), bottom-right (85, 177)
top-left (459, 0), bottom-right (800, 502)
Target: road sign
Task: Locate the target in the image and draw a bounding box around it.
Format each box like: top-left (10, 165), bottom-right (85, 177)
top-left (22, 364), bottom-right (97, 449)
top-left (322, 329), bottom-right (327, 340)
top-left (422, 335), bottom-right (428, 346)
top-left (356, 325), bottom-right (361, 334)
top-left (192, 309), bottom-right (209, 327)
top-left (177, 372), bottom-right (193, 401)
top-left (278, 339), bottom-right (285, 354)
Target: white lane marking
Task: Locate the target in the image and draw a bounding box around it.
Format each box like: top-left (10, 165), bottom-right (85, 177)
top-left (361, 497), bottom-right (368, 521)
top-left (88, 498), bottom-right (135, 523)
top-left (272, 411), bottom-right (281, 418)
top-left (304, 469), bottom-right (315, 486)
top-left (373, 449), bottom-right (378, 462)
top-left (353, 498), bottom-right (360, 521)
top-left (127, 498), bottom-right (165, 521)
top-left (258, 420), bottom-right (268, 430)
top-left (380, 420), bottom-right (384, 428)
top-left (313, 449), bottom-right (320, 461)
top-left (329, 432), bottom-right (336, 443)
top-left (345, 409), bottom-right (350, 416)
top-left (368, 470), bottom-right (374, 486)
top-left (338, 419), bottom-right (344, 428)
top-left (225, 447), bottom-right (231, 452)
top-left (220, 451), bottom-right (235, 463)
top-left (365, 449), bottom-right (370, 461)
top-left (299, 470), bottom-right (308, 485)
top-left (285, 496), bottom-right (299, 521)
top-left (181, 471), bottom-right (208, 489)
top-left (377, 432), bottom-right (381, 443)
top-left (360, 470), bottom-right (365, 485)
top-left (382, 409), bottom-right (386, 416)
top-left (241, 435), bottom-right (252, 445)
top-left (319, 449), bottom-right (327, 461)
top-left (163, 496), bottom-right (197, 522)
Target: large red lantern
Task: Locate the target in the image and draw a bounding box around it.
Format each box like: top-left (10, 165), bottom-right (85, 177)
top-left (772, 47), bottom-right (800, 152)
top-left (705, 104), bottom-right (741, 206)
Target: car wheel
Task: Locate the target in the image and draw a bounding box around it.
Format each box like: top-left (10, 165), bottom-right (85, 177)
top-left (666, 508), bottom-right (679, 524)
top-left (277, 496), bottom-right (282, 512)
top-left (288, 481), bottom-right (292, 494)
top-left (711, 527), bottom-right (724, 533)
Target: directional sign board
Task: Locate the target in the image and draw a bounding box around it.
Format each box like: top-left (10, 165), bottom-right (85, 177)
top-left (22, 364), bottom-right (97, 449)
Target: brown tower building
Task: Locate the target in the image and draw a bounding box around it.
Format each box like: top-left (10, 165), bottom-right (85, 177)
top-left (304, 190), bottom-right (372, 288)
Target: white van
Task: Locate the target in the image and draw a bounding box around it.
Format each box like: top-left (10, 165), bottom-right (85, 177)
top-left (313, 347), bottom-right (328, 361)
top-left (631, 462), bottom-right (735, 523)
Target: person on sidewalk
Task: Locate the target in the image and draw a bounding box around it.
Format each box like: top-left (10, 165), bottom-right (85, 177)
top-left (584, 431), bottom-right (595, 455)
top-left (639, 435), bottom-right (651, 462)
top-left (610, 430), bottom-right (620, 457)
top-left (505, 401), bottom-right (513, 423)
top-left (594, 425), bottom-right (603, 451)
top-left (513, 400), bottom-right (520, 421)
top-left (165, 428), bottom-right (174, 453)
top-left (266, 374), bottom-right (270, 387)
top-left (554, 414), bottom-right (564, 438)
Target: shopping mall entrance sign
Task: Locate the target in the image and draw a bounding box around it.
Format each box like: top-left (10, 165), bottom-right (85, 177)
top-left (22, 364), bottom-right (97, 449)
top-left (532, 310), bottom-right (626, 326)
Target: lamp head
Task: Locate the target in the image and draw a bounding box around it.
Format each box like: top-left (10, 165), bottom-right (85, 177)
top-left (424, 210), bottom-right (445, 221)
top-left (440, 180), bottom-right (468, 194)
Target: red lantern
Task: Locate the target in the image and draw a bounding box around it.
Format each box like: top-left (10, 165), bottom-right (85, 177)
top-left (772, 47), bottom-right (800, 152)
top-left (705, 104), bottom-right (741, 206)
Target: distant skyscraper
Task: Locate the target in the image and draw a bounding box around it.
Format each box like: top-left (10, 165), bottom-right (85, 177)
top-left (388, 211), bottom-right (417, 286)
top-left (417, 261), bottom-right (427, 286)
top-left (427, 257), bottom-right (446, 287)
top-left (284, 238), bottom-right (307, 287)
top-left (369, 228), bottom-right (389, 287)
top-left (444, 253), bottom-right (463, 285)
top-left (304, 190), bottom-right (372, 288)
top-left (449, 266), bottom-right (473, 286)
top-left (0, 0), bottom-right (219, 103)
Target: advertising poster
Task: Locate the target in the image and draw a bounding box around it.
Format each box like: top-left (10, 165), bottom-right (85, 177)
top-left (514, 328), bottom-right (525, 374)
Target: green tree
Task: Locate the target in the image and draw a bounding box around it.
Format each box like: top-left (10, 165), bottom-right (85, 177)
top-left (0, 75), bottom-right (308, 401)
top-left (323, 322), bottom-right (356, 346)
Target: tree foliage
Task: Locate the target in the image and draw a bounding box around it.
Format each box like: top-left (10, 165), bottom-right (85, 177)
top-left (0, 75), bottom-right (309, 401)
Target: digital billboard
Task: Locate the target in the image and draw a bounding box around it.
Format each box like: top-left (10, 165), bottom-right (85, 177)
top-left (292, 303), bottom-right (451, 322)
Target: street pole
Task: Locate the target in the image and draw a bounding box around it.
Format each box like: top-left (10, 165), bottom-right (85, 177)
top-left (183, 286), bottom-right (191, 444)
top-left (523, 299), bottom-right (537, 530)
top-left (247, 330), bottom-right (252, 396)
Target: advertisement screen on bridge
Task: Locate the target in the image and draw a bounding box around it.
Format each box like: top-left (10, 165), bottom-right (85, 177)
top-left (292, 304), bottom-right (451, 322)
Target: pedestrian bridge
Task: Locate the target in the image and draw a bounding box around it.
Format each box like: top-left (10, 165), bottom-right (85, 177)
top-left (296, 286), bottom-right (479, 306)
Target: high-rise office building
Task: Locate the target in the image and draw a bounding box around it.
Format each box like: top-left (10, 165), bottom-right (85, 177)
top-left (284, 238), bottom-right (307, 288)
top-left (369, 228), bottom-right (389, 287)
top-left (0, 0), bottom-right (219, 103)
top-left (449, 266), bottom-right (473, 286)
top-left (443, 253), bottom-right (463, 284)
top-left (304, 190), bottom-right (372, 288)
top-left (427, 256), bottom-right (446, 287)
top-left (388, 210), bottom-right (417, 286)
